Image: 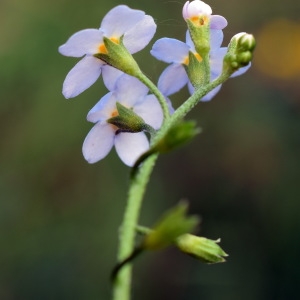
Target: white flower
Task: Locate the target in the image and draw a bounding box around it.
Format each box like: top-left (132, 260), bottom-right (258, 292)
top-left (182, 0), bottom-right (227, 30)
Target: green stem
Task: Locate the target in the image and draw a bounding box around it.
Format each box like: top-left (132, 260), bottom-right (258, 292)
top-left (112, 153), bottom-right (158, 300)
top-left (112, 71), bottom-right (231, 300)
top-left (153, 73), bottom-right (230, 144)
top-left (136, 72), bottom-right (170, 122)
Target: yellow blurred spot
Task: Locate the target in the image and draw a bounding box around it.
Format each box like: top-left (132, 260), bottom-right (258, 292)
top-left (182, 53), bottom-right (202, 65)
top-left (255, 19), bottom-right (300, 80)
top-left (190, 16), bottom-right (209, 26)
top-left (111, 110), bottom-right (118, 117)
top-left (110, 37), bottom-right (120, 44)
top-left (194, 52), bottom-right (203, 62)
top-left (98, 43), bottom-right (108, 54)
top-left (183, 56), bottom-right (189, 65)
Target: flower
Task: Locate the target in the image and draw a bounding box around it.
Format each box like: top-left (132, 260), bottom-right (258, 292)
top-left (151, 29), bottom-right (251, 101)
top-left (151, 29), bottom-right (225, 101)
top-left (182, 0), bottom-right (227, 30)
top-left (59, 5), bottom-right (156, 99)
top-left (82, 74), bottom-right (163, 166)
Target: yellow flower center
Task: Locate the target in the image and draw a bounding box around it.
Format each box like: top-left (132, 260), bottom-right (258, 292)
top-left (182, 53), bottom-right (202, 65)
top-left (97, 36), bottom-right (120, 54)
top-left (110, 109), bottom-right (119, 118)
top-left (190, 15), bottom-right (209, 26)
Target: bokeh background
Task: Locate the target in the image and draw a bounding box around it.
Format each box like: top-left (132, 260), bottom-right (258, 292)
top-left (1, 0), bottom-right (300, 299)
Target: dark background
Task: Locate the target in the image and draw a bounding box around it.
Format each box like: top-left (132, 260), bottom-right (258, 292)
top-left (1, 0), bottom-right (300, 299)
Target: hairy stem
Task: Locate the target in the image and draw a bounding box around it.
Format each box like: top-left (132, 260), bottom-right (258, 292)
top-left (112, 153), bottom-right (158, 300)
top-left (136, 72), bottom-right (170, 122)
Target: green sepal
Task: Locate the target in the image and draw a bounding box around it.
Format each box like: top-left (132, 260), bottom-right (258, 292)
top-left (186, 51), bottom-right (209, 88)
top-left (94, 36), bottom-right (141, 76)
top-left (176, 234), bottom-right (228, 264)
top-left (131, 121), bottom-right (200, 174)
top-left (107, 102), bottom-right (146, 133)
top-left (154, 120), bottom-right (201, 153)
top-left (186, 19), bottom-right (210, 58)
top-left (142, 201), bottom-right (200, 251)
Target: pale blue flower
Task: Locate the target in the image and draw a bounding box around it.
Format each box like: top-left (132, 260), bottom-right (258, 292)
top-left (151, 30), bottom-right (250, 101)
top-left (59, 5), bottom-right (156, 99)
top-left (82, 74), bottom-right (163, 166)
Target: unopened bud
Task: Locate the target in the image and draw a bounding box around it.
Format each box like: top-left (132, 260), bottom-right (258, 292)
top-left (176, 234), bottom-right (228, 264)
top-left (143, 201), bottom-right (199, 250)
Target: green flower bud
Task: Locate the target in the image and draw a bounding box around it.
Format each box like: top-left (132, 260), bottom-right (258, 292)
top-left (143, 201), bottom-right (200, 250)
top-left (154, 120), bottom-right (201, 153)
top-left (94, 36), bottom-right (142, 76)
top-left (131, 121), bottom-right (200, 173)
top-left (107, 102), bottom-right (146, 133)
top-left (237, 33), bottom-right (256, 52)
top-left (176, 234), bottom-right (228, 264)
top-left (223, 32), bottom-right (256, 74)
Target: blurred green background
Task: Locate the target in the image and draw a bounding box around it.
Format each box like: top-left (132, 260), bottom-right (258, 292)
top-left (1, 0), bottom-right (300, 299)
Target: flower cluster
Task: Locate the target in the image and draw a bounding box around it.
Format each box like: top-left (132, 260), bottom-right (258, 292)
top-left (59, 5), bottom-right (162, 166)
top-left (59, 1), bottom-right (254, 166)
top-left (59, 5), bottom-right (157, 99)
top-left (82, 73), bottom-right (163, 166)
top-left (151, 0), bottom-right (250, 101)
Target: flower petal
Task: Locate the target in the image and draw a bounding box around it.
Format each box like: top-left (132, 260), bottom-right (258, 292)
top-left (62, 56), bottom-right (103, 99)
top-left (58, 29), bottom-right (103, 57)
top-left (158, 64), bottom-right (188, 96)
top-left (82, 123), bottom-right (115, 164)
top-left (133, 95), bottom-right (163, 129)
top-left (210, 15), bottom-right (228, 30)
top-left (115, 74), bottom-right (149, 107)
top-left (210, 47), bottom-right (227, 77)
top-left (187, 80), bottom-right (222, 101)
top-left (101, 5), bottom-right (145, 37)
top-left (124, 15), bottom-right (157, 54)
top-left (201, 84), bottom-right (222, 101)
top-left (87, 92), bottom-right (116, 123)
top-left (185, 31), bottom-right (196, 52)
top-left (115, 132), bottom-right (149, 166)
top-left (210, 29), bottom-right (224, 49)
top-left (102, 65), bottom-right (124, 91)
top-left (151, 38), bottom-right (190, 64)
top-left (183, 1), bottom-right (212, 19)
top-left (230, 62), bottom-right (251, 78)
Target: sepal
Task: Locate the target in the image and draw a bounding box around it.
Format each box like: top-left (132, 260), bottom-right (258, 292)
top-left (107, 102), bottom-right (146, 133)
top-left (176, 234), bottom-right (228, 263)
top-left (154, 120), bottom-right (201, 153)
top-left (186, 19), bottom-right (210, 58)
top-left (142, 201), bottom-right (199, 250)
top-left (94, 36), bottom-right (141, 76)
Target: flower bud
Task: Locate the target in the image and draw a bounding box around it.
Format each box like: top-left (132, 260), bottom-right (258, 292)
top-left (236, 33), bottom-right (256, 52)
top-left (154, 120), bottom-right (201, 153)
top-left (182, 1), bottom-right (212, 57)
top-left (143, 201), bottom-right (199, 250)
top-left (182, 1), bottom-right (212, 21)
top-left (176, 234), bottom-right (228, 263)
top-left (223, 32), bottom-right (256, 74)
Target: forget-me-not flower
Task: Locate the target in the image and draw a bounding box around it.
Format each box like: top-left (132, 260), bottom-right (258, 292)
top-left (59, 5), bottom-right (156, 99)
top-left (151, 29), bottom-right (251, 101)
top-left (82, 74), bottom-right (163, 166)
